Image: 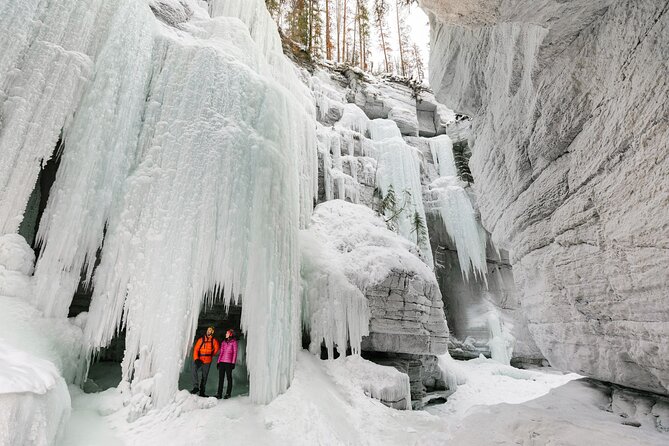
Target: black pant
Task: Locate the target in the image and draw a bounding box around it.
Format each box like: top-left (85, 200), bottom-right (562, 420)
top-left (192, 360), bottom-right (211, 390)
top-left (217, 363), bottom-right (234, 397)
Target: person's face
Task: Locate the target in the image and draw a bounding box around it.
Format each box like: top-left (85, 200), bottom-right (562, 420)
top-left (225, 331), bottom-right (231, 339)
top-left (206, 328), bottom-right (214, 337)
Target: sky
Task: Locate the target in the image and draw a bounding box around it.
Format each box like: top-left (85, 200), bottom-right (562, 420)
top-left (367, 2), bottom-right (432, 83)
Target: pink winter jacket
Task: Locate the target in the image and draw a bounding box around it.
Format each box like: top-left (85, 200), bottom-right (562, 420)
top-left (217, 338), bottom-right (238, 364)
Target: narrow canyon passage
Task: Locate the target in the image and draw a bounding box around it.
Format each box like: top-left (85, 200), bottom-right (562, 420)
top-left (0, 0), bottom-right (667, 445)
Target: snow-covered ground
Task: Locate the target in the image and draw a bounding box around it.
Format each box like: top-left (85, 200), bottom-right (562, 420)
top-left (52, 352), bottom-right (667, 446)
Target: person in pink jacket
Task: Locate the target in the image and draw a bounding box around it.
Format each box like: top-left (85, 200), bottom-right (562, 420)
top-left (216, 329), bottom-right (238, 399)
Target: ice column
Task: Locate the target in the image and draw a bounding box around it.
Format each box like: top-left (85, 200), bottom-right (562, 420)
top-left (84, 5), bottom-right (314, 406)
top-left (32, 0), bottom-right (155, 318)
top-left (425, 135), bottom-right (487, 280)
top-left (210, 0), bottom-right (318, 226)
top-left (1, 0), bottom-right (318, 408)
top-left (0, 0), bottom-right (112, 234)
top-left (368, 119), bottom-right (434, 266)
top-left (300, 231), bottom-right (369, 358)
top-left (487, 312), bottom-right (513, 365)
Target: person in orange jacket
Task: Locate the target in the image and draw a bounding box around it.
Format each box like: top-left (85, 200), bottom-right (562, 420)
top-left (191, 326), bottom-right (220, 397)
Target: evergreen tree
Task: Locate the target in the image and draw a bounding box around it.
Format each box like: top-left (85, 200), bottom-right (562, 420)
top-left (309, 0), bottom-right (324, 56)
top-left (356, 0), bottom-right (371, 70)
top-left (452, 141), bottom-right (474, 184)
top-left (395, 0), bottom-right (409, 77)
top-left (373, 0), bottom-right (392, 73)
top-left (411, 42), bottom-right (424, 81)
top-left (325, 0), bottom-right (334, 59)
top-left (411, 211), bottom-right (428, 248)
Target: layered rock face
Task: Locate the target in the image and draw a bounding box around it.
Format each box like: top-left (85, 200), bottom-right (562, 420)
top-left (362, 270), bottom-right (448, 356)
top-left (422, 0), bottom-right (669, 394)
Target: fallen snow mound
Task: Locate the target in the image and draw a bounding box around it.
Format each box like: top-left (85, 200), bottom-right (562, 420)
top-left (0, 343), bottom-right (60, 394)
top-left (305, 199), bottom-right (433, 288)
top-left (0, 234), bottom-right (34, 275)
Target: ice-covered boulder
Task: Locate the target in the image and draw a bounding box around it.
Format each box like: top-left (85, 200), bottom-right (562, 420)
top-left (328, 355), bottom-right (412, 410)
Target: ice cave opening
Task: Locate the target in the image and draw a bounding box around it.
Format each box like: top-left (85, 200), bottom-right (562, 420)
top-left (177, 297), bottom-right (249, 398)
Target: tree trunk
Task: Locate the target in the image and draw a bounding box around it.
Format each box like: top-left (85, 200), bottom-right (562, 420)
top-left (336, 0), bottom-right (341, 62)
top-left (359, 2), bottom-right (365, 70)
top-left (326, 0), bottom-right (332, 59)
top-left (395, 0), bottom-right (405, 76)
top-left (342, 0), bottom-right (348, 63)
top-left (352, 1), bottom-right (358, 66)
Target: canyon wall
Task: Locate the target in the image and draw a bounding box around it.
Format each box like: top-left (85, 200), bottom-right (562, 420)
top-left (421, 0), bottom-right (669, 395)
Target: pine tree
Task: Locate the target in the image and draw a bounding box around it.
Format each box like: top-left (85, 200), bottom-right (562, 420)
top-left (266, 0), bottom-right (283, 19)
top-left (309, 0), bottom-right (324, 57)
top-left (356, 0), bottom-right (371, 70)
top-left (411, 211), bottom-right (428, 247)
top-left (325, 0), bottom-right (333, 59)
top-left (395, 0), bottom-right (408, 77)
top-left (373, 0), bottom-right (392, 73)
top-left (452, 141), bottom-right (475, 184)
top-left (379, 184), bottom-right (397, 216)
top-left (411, 42), bottom-right (424, 81)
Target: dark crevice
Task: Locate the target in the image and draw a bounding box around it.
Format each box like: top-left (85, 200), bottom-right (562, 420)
top-left (18, 135), bottom-right (63, 251)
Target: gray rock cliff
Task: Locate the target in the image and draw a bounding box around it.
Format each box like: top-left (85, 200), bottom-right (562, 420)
top-left (422, 0), bottom-right (669, 395)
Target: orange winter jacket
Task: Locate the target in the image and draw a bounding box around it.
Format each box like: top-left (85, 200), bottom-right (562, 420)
top-left (193, 336), bottom-right (220, 364)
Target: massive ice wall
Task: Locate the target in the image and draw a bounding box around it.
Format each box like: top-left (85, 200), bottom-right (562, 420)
top-left (422, 0), bottom-right (669, 394)
top-left (0, 0), bottom-right (317, 406)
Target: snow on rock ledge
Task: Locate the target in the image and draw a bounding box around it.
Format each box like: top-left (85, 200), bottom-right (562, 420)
top-left (302, 200), bottom-right (448, 357)
top-left (423, 0), bottom-right (669, 394)
top-left (328, 355), bottom-right (412, 410)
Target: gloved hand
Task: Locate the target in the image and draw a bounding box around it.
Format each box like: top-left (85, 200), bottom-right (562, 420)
top-left (231, 364), bottom-right (235, 370)
top-left (217, 363), bottom-right (221, 370)
top-left (194, 359), bottom-right (202, 365)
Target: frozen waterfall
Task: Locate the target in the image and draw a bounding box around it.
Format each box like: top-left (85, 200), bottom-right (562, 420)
top-left (0, 0), bottom-right (317, 407)
top-left (425, 135), bottom-right (487, 280)
top-left (368, 119), bottom-right (434, 266)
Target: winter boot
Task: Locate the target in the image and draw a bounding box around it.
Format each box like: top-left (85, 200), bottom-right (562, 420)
top-left (190, 387), bottom-right (199, 395)
top-left (223, 394), bottom-right (230, 399)
top-left (215, 393), bottom-right (222, 399)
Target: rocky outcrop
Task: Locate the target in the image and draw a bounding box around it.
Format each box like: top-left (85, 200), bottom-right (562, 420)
top-left (362, 270), bottom-right (449, 356)
top-left (423, 0), bottom-right (669, 394)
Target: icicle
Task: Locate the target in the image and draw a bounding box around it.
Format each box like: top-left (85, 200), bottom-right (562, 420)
top-left (32, 0), bottom-right (156, 318)
top-left (0, 0), bottom-right (107, 234)
top-left (82, 0), bottom-right (315, 407)
top-left (368, 119), bottom-right (434, 266)
top-left (425, 135), bottom-right (487, 280)
top-left (300, 231), bottom-right (369, 358)
top-left (0, 0), bottom-right (318, 409)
